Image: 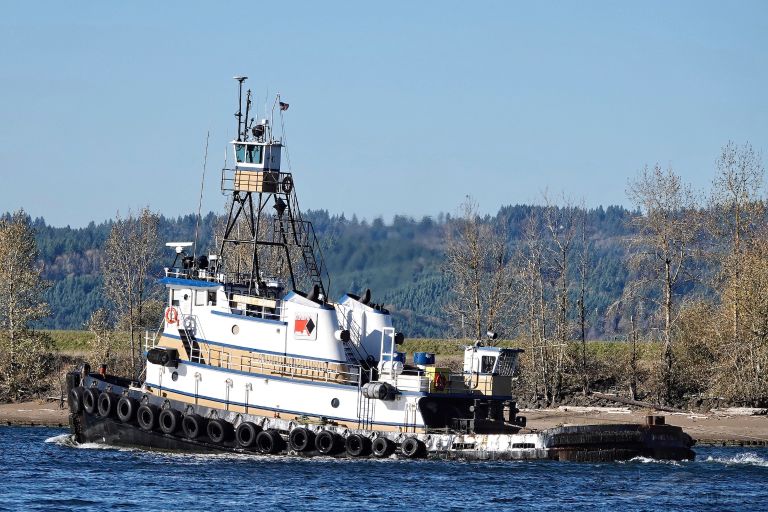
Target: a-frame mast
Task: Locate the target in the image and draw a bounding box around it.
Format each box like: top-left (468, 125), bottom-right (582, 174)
top-left (219, 77), bottom-right (329, 299)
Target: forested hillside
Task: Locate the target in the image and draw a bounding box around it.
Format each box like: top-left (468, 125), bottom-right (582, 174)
top-left (26, 205), bottom-right (637, 338)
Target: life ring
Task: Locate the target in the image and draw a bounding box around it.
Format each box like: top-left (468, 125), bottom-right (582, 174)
top-left (165, 307), bottom-right (179, 325)
top-left (433, 372), bottom-right (447, 391)
top-left (282, 175), bottom-right (293, 194)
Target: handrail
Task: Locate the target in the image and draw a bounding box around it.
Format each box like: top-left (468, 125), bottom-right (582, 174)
top-left (200, 344), bottom-right (362, 386)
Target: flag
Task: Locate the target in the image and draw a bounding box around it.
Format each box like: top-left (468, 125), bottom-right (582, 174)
top-left (279, 101), bottom-right (289, 111)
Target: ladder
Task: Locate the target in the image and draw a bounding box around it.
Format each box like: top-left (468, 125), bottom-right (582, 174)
top-left (335, 304), bottom-right (373, 366)
top-left (342, 340), bottom-right (358, 363)
top-left (272, 178), bottom-right (330, 297)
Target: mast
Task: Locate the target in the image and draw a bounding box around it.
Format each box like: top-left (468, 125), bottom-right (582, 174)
top-left (218, 76), bottom-right (329, 299)
top-left (234, 76), bottom-right (247, 141)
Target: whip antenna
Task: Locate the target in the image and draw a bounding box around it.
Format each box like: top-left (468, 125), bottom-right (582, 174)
top-left (193, 130), bottom-right (210, 259)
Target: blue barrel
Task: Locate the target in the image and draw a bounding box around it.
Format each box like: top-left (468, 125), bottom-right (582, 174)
top-left (382, 352), bottom-right (406, 364)
top-left (413, 352), bottom-right (436, 366)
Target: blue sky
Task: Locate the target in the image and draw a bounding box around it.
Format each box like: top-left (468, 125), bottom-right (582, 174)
top-left (1, 1), bottom-right (766, 226)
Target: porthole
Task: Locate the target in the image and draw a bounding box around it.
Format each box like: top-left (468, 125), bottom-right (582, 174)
top-left (232, 325), bottom-right (240, 335)
top-left (331, 398), bottom-right (340, 408)
top-left (171, 371), bottom-right (179, 381)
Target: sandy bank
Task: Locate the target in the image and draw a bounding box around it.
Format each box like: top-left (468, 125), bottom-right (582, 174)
top-left (0, 400), bottom-right (69, 428)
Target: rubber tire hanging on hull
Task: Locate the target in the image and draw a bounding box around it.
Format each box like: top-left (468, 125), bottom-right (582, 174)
top-left (69, 387), bottom-right (84, 414)
top-left (315, 431), bottom-right (343, 455)
top-left (207, 419), bottom-right (234, 444)
top-left (401, 437), bottom-right (426, 458)
top-left (159, 409), bottom-right (182, 435)
top-left (137, 404), bottom-right (159, 431)
top-left (182, 414), bottom-right (207, 440)
top-left (83, 388), bottom-right (99, 415)
top-left (97, 392), bottom-right (116, 418)
top-left (372, 437), bottom-right (395, 458)
top-left (235, 422), bottom-right (262, 449)
top-left (256, 429), bottom-right (285, 454)
top-left (345, 434), bottom-right (372, 457)
top-left (289, 427), bottom-right (315, 452)
top-left (116, 396), bottom-right (138, 423)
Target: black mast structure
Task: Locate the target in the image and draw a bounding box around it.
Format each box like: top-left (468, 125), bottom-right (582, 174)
top-left (218, 77), bottom-right (329, 300)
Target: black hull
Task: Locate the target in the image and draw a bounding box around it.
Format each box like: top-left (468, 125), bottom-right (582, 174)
top-left (66, 372), bottom-right (695, 462)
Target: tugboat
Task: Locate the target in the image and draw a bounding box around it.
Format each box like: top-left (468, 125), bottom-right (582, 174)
top-left (66, 77), bottom-right (695, 461)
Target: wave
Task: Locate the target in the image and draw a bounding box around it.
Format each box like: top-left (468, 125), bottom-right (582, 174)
top-left (44, 433), bottom-right (137, 452)
top-left (705, 452), bottom-right (768, 468)
top-left (624, 456), bottom-right (683, 466)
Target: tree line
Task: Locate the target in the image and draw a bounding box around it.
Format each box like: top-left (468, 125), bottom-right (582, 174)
top-left (29, 205), bottom-right (635, 336)
top-left (444, 141), bottom-right (767, 406)
top-left (0, 140), bottom-right (765, 407)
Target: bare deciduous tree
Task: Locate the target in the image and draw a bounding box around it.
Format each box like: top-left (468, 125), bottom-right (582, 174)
top-left (577, 207), bottom-right (591, 395)
top-left (709, 141), bottom-right (764, 341)
top-left (627, 164), bottom-right (697, 402)
top-left (444, 197), bottom-right (515, 342)
top-left (0, 210), bottom-right (55, 401)
top-left (516, 212), bottom-right (550, 401)
top-left (542, 195), bottom-right (579, 400)
top-left (103, 208), bottom-right (161, 377)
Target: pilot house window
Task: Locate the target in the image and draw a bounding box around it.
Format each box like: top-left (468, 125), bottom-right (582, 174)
top-left (481, 356), bottom-right (497, 374)
top-left (235, 144), bottom-right (263, 164)
top-left (207, 291), bottom-right (217, 306)
top-left (246, 145), bottom-right (263, 164)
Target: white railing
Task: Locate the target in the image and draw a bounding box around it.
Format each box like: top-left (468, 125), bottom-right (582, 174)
top-left (164, 267), bottom-right (224, 283)
top-left (201, 346), bottom-right (361, 386)
top-left (144, 330), bottom-right (159, 352)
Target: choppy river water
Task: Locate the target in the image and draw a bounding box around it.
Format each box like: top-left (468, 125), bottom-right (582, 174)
top-left (0, 426), bottom-right (766, 511)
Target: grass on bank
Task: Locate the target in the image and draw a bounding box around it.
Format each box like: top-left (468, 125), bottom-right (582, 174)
top-left (45, 330), bottom-right (94, 351)
top-left (47, 330), bottom-right (651, 359)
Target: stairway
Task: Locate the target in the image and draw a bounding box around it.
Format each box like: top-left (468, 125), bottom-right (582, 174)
top-left (272, 176), bottom-right (330, 297)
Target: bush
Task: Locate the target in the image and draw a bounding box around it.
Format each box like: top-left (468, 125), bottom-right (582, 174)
top-left (0, 330), bottom-right (57, 401)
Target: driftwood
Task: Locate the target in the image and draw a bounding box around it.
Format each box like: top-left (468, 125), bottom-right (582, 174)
top-left (711, 407), bottom-right (768, 417)
top-left (590, 392), bottom-right (686, 414)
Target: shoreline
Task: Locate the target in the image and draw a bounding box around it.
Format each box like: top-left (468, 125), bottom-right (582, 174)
top-left (3, 401), bottom-right (766, 446)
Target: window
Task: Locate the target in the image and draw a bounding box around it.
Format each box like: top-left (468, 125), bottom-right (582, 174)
top-left (195, 290), bottom-right (206, 306)
top-left (171, 289), bottom-right (181, 307)
top-left (235, 144), bottom-right (246, 163)
top-left (480, 355), bottom-right (497, 374)
top-left (207, 291), bottom-right (217, 306)
top-left (245, 144), bottom-right (263, 164)
top-left (496, 350), bottom-right (520, 376)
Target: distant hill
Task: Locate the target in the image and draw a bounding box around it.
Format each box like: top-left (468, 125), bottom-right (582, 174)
top-left (25, 205), bottom-right (640, 338)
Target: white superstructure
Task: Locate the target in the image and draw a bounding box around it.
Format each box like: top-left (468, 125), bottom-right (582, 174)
top-left (139, 77), bottom-right (524, 435)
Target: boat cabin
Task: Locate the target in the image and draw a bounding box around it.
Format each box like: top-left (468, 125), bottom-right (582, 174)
top-left (463, 346), bottom-right (524, 397)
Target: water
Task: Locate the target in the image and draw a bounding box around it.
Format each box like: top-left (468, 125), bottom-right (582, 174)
top-left (1, 426), bottom-right (767, 511)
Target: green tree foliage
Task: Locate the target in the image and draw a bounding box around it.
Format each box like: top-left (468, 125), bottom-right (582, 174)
top-left (24, 205), bottom-right (640, 337)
